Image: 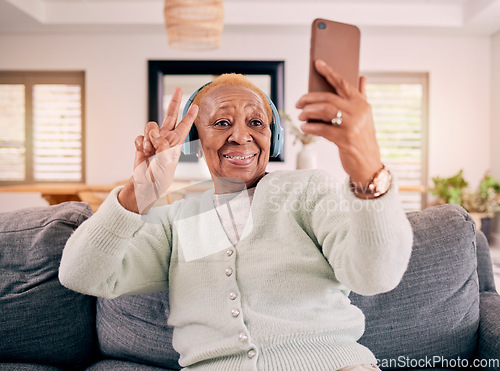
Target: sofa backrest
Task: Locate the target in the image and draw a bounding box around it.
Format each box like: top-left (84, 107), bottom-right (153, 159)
top-left (96, 291), bottom-right (181, 369)
top-left (350, 204), bottom-right (480, 370)
top-left (0, 202), bottom-right (96, 368)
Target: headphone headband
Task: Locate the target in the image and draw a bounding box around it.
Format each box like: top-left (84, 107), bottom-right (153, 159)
top-left (181, 81), bottom-right (284, 158)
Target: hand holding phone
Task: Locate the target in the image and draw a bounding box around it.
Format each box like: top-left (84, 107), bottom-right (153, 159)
top-left (298, 20), bottom-right (383, 186)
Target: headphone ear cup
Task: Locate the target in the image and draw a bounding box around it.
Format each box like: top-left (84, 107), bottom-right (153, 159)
top-left (182, 125), bottom-right (199, 155)
top-left (266, 96), bottom-right (284, 158)
top-left (182, 84), bottom-right (207, 155)
top-left (269, 121), bottom-right (277, 157)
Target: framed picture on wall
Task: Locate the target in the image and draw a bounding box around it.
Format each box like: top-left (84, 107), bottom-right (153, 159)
top-left (148, 60), bottom-right (285, 162)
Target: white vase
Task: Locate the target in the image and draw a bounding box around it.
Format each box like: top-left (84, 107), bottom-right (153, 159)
top-left (296, 144), bottom-right (317, 170)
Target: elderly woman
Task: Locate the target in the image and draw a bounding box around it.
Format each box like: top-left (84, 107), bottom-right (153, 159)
top-left (59, 59), bottom-right (413, 371)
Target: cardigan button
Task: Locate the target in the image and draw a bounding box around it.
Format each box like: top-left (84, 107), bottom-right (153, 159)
top-left (231, 309), bottom-right (240, 317)
top-left (239, 333), bottom-right (248, 342)
top-left (225, 268), bottom-right (233, 276)
top-left (229, 292), bottom-right (238, 300)
top-left (247, 349), bottom-right (256, 358)
top-left (226, 249), bottom-right (234, 257)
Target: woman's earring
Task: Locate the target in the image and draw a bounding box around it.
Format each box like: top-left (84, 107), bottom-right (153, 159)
top-left (196, 147), bottom-right (203, 159)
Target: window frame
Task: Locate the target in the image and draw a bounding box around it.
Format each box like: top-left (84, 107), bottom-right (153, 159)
top-left (0, 71), bottom-right (86, 185)
top-left (148, 60), bottom-right (285, 162)
top-left (363, 71), bottom-right (429, 210)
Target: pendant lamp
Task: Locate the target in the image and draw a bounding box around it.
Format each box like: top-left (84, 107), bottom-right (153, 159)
top-left (164, 0), bottom-right (224, 50)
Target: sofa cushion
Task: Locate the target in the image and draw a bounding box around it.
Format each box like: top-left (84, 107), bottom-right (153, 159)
top-left (96, 290), bottom-right (180, 370)
top-left (350, 204), bottom-right (480, 369)
top-left (0, 202), bottom-right (96, 368)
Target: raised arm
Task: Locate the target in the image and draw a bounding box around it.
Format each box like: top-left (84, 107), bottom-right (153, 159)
top-left (296, 60), bottom-right (413, 295)
top-left (296, 59), bottom-right (382, 193)
top-left (304, 170), bottom-right (413, 296)
top-left (59, 87), bottom-right (197, 298)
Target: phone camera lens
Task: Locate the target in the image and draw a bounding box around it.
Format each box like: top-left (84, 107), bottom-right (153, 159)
top-left (318, 22), bottom-right (326, 30)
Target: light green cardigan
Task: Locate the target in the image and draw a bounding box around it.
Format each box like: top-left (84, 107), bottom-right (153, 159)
top-left (59, 169), bottom-right (413, 371)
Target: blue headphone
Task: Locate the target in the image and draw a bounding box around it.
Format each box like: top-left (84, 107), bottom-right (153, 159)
top-left (181, 82), bottom-right (284, 158)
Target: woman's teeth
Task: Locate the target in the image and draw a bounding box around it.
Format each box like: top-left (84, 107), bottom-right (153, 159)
top-left (223, 154), bottom-right (256, 160)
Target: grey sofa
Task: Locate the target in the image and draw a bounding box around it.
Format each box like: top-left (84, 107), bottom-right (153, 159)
top-left (0, 201), bottom-right (499, 370)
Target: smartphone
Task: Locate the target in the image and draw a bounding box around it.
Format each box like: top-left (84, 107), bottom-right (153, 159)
top-left (308, 18), bottom-right (361, 95)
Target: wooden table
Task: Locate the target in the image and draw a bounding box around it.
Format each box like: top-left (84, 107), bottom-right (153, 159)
top-left (0, 179), bottom-right (214, 211)
top-left (0, 183), bottom-right (120, 211)
top-left (398, 184), bottom-right (426, 193)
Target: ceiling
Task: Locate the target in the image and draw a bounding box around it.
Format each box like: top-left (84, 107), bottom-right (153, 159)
top-left (0, 0), bottom-right (499, 36)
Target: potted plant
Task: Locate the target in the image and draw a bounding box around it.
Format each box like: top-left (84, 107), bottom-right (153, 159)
top-left (429, 169), bottom-right (469, 206)
top-left (430, 170), bottom-right (500, 240)
top-left (279, 110), bottom-right (318, 170)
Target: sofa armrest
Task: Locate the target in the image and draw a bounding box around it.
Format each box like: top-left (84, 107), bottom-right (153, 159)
top-left (476, 230), bottom-right (496, 293)
top-left (477, 291), bottom-right (500, 369)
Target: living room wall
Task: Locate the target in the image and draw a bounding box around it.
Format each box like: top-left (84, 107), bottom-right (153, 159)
top-left (490, 31), bottom-right (500, 249)
top-left (492, 32), bottom-right (500, 180)
top-left (0, 26), bottom-right (492, 211)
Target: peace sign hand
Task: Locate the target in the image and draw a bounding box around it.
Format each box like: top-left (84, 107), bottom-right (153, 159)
top-left (118, 87), bottom-right (199, 214)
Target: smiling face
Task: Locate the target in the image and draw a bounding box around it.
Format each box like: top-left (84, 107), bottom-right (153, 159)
top-left (195, 85), bottom-right (272, 193)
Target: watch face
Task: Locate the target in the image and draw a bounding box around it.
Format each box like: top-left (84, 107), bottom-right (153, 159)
top-left (373, 168), bottom-right (392, 196)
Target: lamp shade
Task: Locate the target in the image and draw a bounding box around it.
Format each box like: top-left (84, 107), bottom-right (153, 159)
top-left (164, 0), bottom-right (224, 50)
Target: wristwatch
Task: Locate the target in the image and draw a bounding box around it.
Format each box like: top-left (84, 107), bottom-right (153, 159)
top-left (350, 165), bottom-right (392, 199)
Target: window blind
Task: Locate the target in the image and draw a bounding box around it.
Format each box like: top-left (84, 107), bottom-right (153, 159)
top-left (0, 72), bottom-right (85, 184)
top-left (365, 74), bottom-right (428, 211)
top-left (33, 84), bottom-right (82, 181)
top-left (0, 85), bottom-right (25, 181)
